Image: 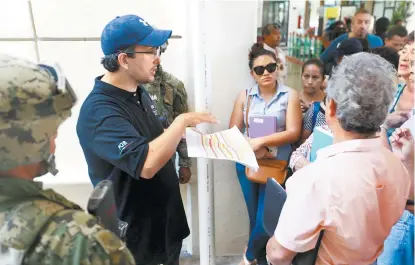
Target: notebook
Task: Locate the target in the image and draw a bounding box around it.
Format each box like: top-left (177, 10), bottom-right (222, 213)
top-left (262, 178), bottom-right (287, 236)
top-left (262, 178), bottom-right (324, 265)
top-left (248, 116), bottom-right (277, 138)
top-left (310, 127), bottom-right (333, 162)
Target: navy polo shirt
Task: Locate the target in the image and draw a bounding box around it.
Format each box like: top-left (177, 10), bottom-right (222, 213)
top-left (76, 76), bottom-right (190, 264)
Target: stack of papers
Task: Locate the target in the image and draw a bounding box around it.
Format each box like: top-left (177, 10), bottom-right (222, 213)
top-left (186, 126), bottom-right (259, 171)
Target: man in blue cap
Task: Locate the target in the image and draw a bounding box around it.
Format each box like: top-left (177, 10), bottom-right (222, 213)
top-left (320, 8), bottom-right (383, 63)
top-left (76, 15), bottom-right (217, 265)
top-left (325, 37), bottom-right (364, 77)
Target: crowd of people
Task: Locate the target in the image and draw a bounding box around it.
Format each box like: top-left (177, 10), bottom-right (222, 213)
top-left (232, 8), bottom-right (414, 265)
top-left (0, 8), bottom-right (413, 265)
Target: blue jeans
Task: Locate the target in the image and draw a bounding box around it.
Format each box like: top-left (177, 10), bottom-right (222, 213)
top-left (377, 210), bottom-right (414, 265)
top-left (236, 163), bottom-right (269, 265)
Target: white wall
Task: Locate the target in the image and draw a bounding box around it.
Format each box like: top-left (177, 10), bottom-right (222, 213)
top-left (0, 0), bottom-right (260, 257)
top-left (288, 0), bottom-right (305, 34)
top-left (205, 0), bottom-right (259, 255)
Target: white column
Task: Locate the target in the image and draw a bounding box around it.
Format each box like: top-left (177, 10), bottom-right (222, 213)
top-left (189, 0), bottom-right (216, 264)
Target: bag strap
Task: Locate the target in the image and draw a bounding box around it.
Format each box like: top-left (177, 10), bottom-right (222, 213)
top-left (313, 230), bottom-right (325, 263)
top-left (389, 83), bottom-right (406, 113)
top-left (311, 101), bottom-right (321, 131)
top-left (245, 88), bottom-right (253, 137)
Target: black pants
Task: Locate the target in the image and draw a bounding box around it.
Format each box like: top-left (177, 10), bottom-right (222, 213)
top-left (163, 241), bottom-right (182, 265)
top-left (137, 241), bottom-right (182, 265)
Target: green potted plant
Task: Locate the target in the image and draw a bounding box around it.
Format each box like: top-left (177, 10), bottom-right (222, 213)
top-left (391, 1), bottom-right (413, 27)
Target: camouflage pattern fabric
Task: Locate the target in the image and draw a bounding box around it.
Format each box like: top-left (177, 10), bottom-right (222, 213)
top-left (0, 54), bottom-right (135, 264)
top-left (142, 65), bottom-right (191, 168)
top-left (0, 177), bottom-right (135, 265)
top-left (0, 53), bottom-right (73, 172)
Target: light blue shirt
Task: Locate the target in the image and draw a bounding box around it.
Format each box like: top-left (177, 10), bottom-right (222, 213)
top-left (243, 83), bottom-right (292, 161)
top-left (320, 33), bottom-right (383, 62)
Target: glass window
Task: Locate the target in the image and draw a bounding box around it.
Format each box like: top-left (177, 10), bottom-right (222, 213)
top-left (259, 0), bottom-right (290, 46)
top-left (373, 2), bottom-right (385, 21)
top-left (385, 0), bottom-right (395, 8)
top-left (384, 9), bottom-right (393, 20)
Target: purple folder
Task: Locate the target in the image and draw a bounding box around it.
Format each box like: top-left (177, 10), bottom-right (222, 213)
top-left (248, 116), bottom-right (277, 138)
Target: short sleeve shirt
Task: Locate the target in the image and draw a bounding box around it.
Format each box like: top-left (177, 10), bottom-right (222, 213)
top-left (243, 83), bottom-right (292, 161)
top-left (76, 76), bottom-right (190, 264)
top-left (303, 102), bottom-right (327, 132)
top-left (275, 138), bottom-right (410, 264)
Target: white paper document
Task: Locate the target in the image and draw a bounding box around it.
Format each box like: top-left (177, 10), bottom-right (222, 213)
top-left (186, 126), bottom-right (259, 171)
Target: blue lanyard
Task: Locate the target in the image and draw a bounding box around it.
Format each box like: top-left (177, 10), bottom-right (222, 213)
top-left (389, 84), bottom-right (406, 113)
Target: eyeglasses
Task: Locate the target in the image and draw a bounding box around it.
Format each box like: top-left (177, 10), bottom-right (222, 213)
top-left (125, 47), bottom-right (161, 57)
top-left (253, 63), bottom-right (277, 75)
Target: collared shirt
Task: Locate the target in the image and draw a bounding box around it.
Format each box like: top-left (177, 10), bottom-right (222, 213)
top-left (243, 83), bottom-right (292, 161)
top-left (76, 76), bottom-right (190, 264)
top-left (275, 138), bottom-right (410, 265)
top-left (142, 65), bottom-right (191, 168)
top-left (263, 43), bottom-right (287, 82)
top-left (320, 33), bottom-right (383, 62)
top-left (289, 125), bottom-right (331, 170)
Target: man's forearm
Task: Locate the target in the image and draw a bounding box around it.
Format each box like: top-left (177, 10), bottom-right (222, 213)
top-left (141, 117), bottom-right (186, 179)
top-left (403, 159), bottom-right (414, 176)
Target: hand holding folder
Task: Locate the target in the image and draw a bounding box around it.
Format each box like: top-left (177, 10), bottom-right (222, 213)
top-left (263, 178), bottom-right (324, 265)
top-left (248, 116), bottom-right (278, 138)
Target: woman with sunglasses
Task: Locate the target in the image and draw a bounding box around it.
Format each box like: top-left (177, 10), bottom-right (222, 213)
top-left (229, 43), bottom-right (302, 265)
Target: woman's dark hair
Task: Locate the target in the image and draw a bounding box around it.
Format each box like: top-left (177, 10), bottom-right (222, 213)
top-left (301, 58), bottom-right (325, 77)
top-left (375, 17), bottom-right (390, 36)
top-left (370, 47), bottom-right (400, 70)
top-left (100, 46), bottom-right (135, 72)
top-left (248, 42), bottom-right (278, 69)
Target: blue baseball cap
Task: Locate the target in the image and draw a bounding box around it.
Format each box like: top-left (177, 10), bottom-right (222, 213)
top-left (101, 15), bottom-right (172, 55)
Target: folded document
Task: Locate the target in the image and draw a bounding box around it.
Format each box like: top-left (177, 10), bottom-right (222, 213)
top-left (186, 126), bottom-right (259, 171)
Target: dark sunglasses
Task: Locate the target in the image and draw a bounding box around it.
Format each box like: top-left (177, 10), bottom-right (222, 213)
top-left (253, 63), bottom-right (277, 75)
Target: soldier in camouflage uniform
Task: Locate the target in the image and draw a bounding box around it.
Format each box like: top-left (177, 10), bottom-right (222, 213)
top-left (143, 64), bottom-right (192, 184)
top-left (0, 54), bottom-right (135, 265)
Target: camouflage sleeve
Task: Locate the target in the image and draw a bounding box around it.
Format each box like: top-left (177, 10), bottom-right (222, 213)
top-left (25, 210), bottom-right (136, 265)
top-left (173, 80), bottom-right (191, 168)
top-left (173, 80), bottom-right (189, 118)
top-left (178, 139), bottom-right (191, 168)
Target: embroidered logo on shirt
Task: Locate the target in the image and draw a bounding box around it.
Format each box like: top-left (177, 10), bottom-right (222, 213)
top-left (150, 104), bottom-right (158, 116)
top-left (118, 140), bottom-right (131, 154)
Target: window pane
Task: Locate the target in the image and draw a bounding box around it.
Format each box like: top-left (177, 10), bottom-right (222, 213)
top-left (384, 9), bottom-right (393, 20)
top-left (373, 2), bottom-right (385, 21)
top-left (385, 0), bottom-right (395, 8)
top-left (0, 0), bottom-right (33, 38)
